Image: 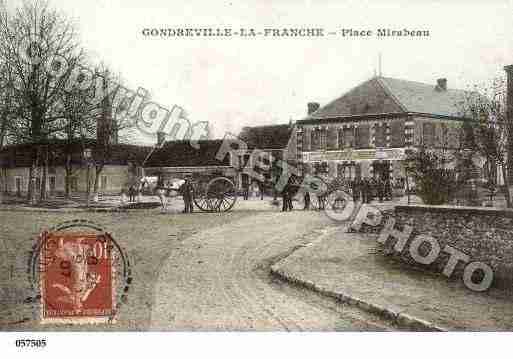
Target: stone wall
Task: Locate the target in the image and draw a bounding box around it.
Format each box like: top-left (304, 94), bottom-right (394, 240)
top-left (359, 205), bottom-right (513, 290)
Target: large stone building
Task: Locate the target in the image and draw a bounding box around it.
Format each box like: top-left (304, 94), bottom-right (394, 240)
top-left (296, 76), bottom-right (472, 181)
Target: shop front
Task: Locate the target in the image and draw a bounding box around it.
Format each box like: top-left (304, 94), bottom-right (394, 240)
top-left (302, 148), bottom-right (406, 180)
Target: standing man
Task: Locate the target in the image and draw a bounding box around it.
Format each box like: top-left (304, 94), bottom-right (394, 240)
top-left (128, 185), bottom-right (135, 202)
top-left (318, 192), bottom-right (326, 210)
top-left (287, 179), bottom-right (294, 211)
top-left (281, 180), bottom-right (289, 212)
top-left (243, 179), bottom-right (249, 200)
top-left (361, 177), bottom-right (369, 204)
top-left (303, 190), bottom-right (311, 210)
top-left (186, 177), bottom-right (194, 213)
top-left (180, 177), bottom-right (194, 213)
top-left (282, 178), bottom-right (294, 211)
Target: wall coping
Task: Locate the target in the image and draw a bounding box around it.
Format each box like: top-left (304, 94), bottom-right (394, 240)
top-left (395, 204), bottom-right (513, 218)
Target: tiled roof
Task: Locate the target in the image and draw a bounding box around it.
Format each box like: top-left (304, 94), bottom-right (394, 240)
top-left (0, 140), bottom-right (151, 168)
top-left (377, 77), bottom-right (471, 117)
top-left (239, 124), bottom-right (292, 150)
top-left (308, 76), bottom-right (477, 120)
top-left (143, 140), bottom-right (230, 167)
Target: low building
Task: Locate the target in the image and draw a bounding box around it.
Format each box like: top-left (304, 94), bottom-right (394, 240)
top-left (143, 139), bottom-right (236, 182)
top-left (0, 140), bottom-right (150, 196)
top-left (296, 76), bottom-right (475, 181)
top-left (232, 124), bottom-right (296, 189)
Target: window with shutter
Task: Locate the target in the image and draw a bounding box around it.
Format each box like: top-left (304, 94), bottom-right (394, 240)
top-left (320, 128), bottom-right (327, 150)
top-left (447, 126), bottom-right (461, 148)
top-left (302, 128), bottom-right (311, 151)
top-left (311, 129), bottom-right (320, 150)
top-left (327, 127), bottom-right (338, 149)
top-left (374, 123), bottom-right (386, 147)
top-left (343, 127), bottom-right (355, 148)
top-left (422, 123), bottom-right (435, 147)
top-left (390, 120), bottom-right (405, 147)
top-left (338, 128), bottom-right (345, 149)
top-left (439, 124), bottom-right (447, 148)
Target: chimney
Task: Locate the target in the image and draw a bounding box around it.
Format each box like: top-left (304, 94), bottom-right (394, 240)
top-left (156, 131), bottom-right (166, 147)
top-left (504, 65), bottom-right (513, 183)
top-left (307, 102), bottom-right (320, 115)
top-left (436, 78), bottom-right (447, 91)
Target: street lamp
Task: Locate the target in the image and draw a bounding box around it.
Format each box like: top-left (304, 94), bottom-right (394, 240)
top-left (83, 148), bottom-right (93, 207)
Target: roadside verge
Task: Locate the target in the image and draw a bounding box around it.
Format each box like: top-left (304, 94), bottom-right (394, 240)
top-left (270, 227), bottom-right (513, 331)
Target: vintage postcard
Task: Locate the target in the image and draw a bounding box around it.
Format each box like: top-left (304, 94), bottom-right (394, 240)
top-left (0, 0), bottom-right (512, 357)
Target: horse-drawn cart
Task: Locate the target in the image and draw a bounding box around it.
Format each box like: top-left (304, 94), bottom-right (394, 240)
top-left (192, 176), bottom-right (237, 212)
top-left (150, 174), bottom-right (238, 213)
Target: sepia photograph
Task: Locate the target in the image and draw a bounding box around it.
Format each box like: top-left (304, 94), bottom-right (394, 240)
top-left (0, 0), bottom-right (512, 357)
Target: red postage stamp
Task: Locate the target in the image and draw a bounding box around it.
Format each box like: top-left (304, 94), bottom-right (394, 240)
top-left (39, 231), bottom-right (116, 324)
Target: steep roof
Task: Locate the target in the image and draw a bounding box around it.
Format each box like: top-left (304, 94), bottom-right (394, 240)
top-left (143, 140), bottom-right (230, 168)
top-left (307, 76), bottom-right (475, 121)
top-left (238, 124), bottom-right (292, 150)
top-left (377, 77), bottom-right (470, 117)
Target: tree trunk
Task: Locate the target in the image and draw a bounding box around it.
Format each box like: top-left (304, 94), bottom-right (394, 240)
top-left (39, 146), bottom-right (48, 201)
top-left (64, 153), bottom-right (72, 199)
top-left (64, 171), bottom-right (70, 199)
top-left (86, 164), bottom-right (91, 207)
top-left (39, 164), bottom-right (47, 201)
top-left (27, 164), bottom-right (36, 204)
top-left (501, 164), bottom-right (511, 208)
top-left (27, 148), bottom-right (39, 205)
top-left (92, 165), bottom-right (103, 202)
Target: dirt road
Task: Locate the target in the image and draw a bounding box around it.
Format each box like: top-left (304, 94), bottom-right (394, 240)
top-left (150, 211), bottom-right (395, 331)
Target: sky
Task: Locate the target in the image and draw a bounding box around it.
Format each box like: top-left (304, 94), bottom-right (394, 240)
top-left (9, 0), bottom-right (513, 143)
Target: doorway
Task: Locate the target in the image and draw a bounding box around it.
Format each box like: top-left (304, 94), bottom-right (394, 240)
top-left (373, 161), bottom-right (391, 181)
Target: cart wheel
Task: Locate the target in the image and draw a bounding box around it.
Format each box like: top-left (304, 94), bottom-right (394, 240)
top-left (206, 177), bottom-right (237, 212)
top-left (192, 182), bottom-right (211, 212)
top-left (193, 177), bottom-right (237, 212)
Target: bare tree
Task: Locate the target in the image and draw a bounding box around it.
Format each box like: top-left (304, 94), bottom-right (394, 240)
top-left (57, 86), bottom-right (96, 199)
top-left (0, 62), bottom-right (15, 200)
top-left (461, 78), bottom-right (511, 208)
top-left (0, 0), bottom-right (85, 203)
top-left (88, 67), bottom-right (141, 202)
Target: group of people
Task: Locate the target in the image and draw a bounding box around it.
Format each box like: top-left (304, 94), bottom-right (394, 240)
top-left (127, 185), bottom-right (138, 202)
top-left (350, 176), bottom-right (406, 203)
top-left (279, 175), bottom-right (407, 212)
top-left (122, 183), bottom-right (143, 203)
top-left (155, 174), bottom-right (407, 214)
top-left (155, 176), bottom-right (195, 213)
top-left (242, 181), bottom-right (265, 200)
top-left (350, 177), bottom-right (393, 203)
